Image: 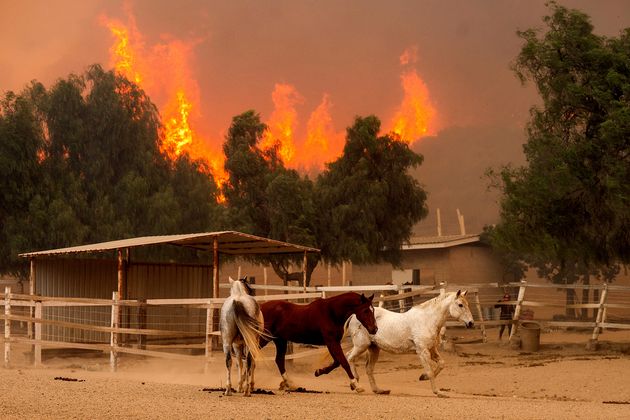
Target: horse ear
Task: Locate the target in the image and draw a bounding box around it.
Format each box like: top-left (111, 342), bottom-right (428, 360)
top-left (228, 276), bottom-right (234, 284)
top-left (462, 290), bottom-right (468, 296)
top-left (368, 294), bottom-right (375, 303)
top-left (456, 289), bottom-right (461, 297)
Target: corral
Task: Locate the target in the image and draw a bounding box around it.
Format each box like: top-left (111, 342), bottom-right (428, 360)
top-left (2, 233), bottom-right (630, 419)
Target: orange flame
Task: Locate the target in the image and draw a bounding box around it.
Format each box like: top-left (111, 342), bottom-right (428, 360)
top-left (388, 46), bottom-right (437, 142)
top-left (161, 90), bottom-right (193, 159)
top-left (302, 94), bottom-right (343, 168)
top-left (261, 83), bottom-right (303, 163)
top-left (102, 12), bottom-right (228, 196)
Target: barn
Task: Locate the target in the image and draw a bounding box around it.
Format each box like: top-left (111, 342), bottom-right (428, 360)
top-left (18, 231), bottom-right (319, 344)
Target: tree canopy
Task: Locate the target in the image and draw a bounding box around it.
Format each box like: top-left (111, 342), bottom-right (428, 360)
top-left (0, 65), bottom-right (222, 275)
top-left (222, 112), bottom-right (428, 285)
top-left (487, 3), bottom-right (630, 280)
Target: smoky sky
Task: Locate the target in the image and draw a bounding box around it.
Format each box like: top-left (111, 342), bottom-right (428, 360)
top-left (2, 0), bottom-right (629, 139)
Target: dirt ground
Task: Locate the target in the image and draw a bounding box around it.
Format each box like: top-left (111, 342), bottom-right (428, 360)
top-left (1, 328), bottom-right (629, 419)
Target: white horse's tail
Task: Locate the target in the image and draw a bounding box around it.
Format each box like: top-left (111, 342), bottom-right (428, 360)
top-left (232, 300), bottom-right (267, 362)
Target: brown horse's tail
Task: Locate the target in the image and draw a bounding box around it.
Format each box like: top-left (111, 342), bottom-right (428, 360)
top-left (232, 300), bottom-right (270, 362)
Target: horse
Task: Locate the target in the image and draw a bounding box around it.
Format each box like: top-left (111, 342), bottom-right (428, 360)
top-left (220, 276), bottom-right (266, 396)
top-left (260, 292), bottom-right (378, 392)
top-left (345, 290), bottom-right (474, 398)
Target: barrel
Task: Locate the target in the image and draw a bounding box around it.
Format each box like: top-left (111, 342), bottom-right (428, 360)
top-left (520, 321), bottom-right (541, 352)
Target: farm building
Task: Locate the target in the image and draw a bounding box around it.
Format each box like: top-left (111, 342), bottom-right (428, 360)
top-left (17, 231), bottom-right (319, 344)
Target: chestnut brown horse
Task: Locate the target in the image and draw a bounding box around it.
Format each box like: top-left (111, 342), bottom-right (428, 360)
top-left (260, 292), bottom-right (377, 392)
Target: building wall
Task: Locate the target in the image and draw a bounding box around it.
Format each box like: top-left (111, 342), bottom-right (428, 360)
top-left (34, 257), bottom-right (212, 343)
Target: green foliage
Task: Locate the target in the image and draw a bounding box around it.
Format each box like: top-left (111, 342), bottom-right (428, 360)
top-left (0, 65), bottom-right (222, 275)
top-left (316, 116), bottom-right (428, 266)
top-left (488, 2), bottom-right (629, 280)
top-left (221, 112), bottom-right (428, 284)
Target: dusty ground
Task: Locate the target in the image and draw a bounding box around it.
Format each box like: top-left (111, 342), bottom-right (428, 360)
top-left (1, 329), bottom-right (629, 419)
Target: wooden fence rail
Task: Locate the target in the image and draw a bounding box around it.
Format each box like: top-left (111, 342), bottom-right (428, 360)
top-left (1, 281), bottom-right (630, 370)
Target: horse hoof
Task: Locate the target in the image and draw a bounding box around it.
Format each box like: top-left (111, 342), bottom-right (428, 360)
top-left (419, 374), bottom-right (428, 381)
top-left (436, 392), bottom-right (449, 398)
top-left (224, 389), bottom-right (232, 396)
top-left (374, 389), bottom-right (391, 395)
top-left (314, 370), bottom-right (322, 377)
top-left (354, 386), bottom-right (365, 393)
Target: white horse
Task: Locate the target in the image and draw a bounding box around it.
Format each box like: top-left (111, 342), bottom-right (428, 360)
top-left (345, 290), bottom-right (474, 398)
top-left (220, 276), bottom-right (266, 396)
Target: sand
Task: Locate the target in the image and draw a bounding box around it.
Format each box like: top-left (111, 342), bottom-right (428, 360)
top-left (1, 329), bottom-right (629, 419)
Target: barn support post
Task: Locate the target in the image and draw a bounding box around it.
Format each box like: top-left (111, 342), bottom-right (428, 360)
top-left (28, 258), bottom-right (35, 341)
top-left (342, 261), bottom-right (346, 287)
top-left (473, 291), bottom-right (487, 343)
top-left (34, 301), bottom-right (42, 366)
top-left (589, 284), bottom-right (609, 349)
top-left (205, 303), bottom-right (213, 373)
top-left (110, 291), bottom-right (119, 372)
top-left (4, 286), bottom-right (11, 368)
top-left (116, 248), bottom-right (128, 345)
top-left (508, 281), bottom-right (527, 343)
top-left (211, 236), bottom-right (220, 351)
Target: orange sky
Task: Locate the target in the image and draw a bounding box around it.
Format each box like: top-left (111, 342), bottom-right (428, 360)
top-left (2, 0), bottom-right (629, 171)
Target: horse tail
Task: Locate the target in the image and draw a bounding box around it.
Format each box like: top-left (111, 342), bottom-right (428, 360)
top-left (232, 299), bottom-right (268, 362)
top-left (342, 316), bottom-right (352, 341)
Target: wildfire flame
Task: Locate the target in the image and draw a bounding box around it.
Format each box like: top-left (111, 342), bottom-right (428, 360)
top-left (102, 10), bottom-right (437, 194)
top-left (388, 46), bottom-right (437, 142)
top-left (261, 83), bottom-right (303, 163)
top-left (101, 12), bottom-right (228, 196)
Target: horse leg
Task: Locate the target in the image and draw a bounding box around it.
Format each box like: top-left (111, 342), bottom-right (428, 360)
top-left (243, 351), bottom-right (254, 397)
top-left (273, 339), bottom-right (295, 391)
top-left (365, 345), bottom-right (390, 394)
top-left (345, 326), bottom-right (372, 382)
top-left (321, 339), bottom-right (364, 393)
top-left (223, 350), bottom-right (233, 396)
top-left (419, 345), bottom-right (444, 380)
top-left (416, 344), bottom-right (447, 398)
top-left (232, 344), bottom-right (245, 393)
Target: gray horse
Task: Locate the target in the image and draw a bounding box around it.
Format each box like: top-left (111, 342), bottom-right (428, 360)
top-left (220, 276), bottom-right (266, 396)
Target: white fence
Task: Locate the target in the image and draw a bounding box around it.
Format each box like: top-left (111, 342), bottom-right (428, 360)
top-left (1, 281), bottom-right (629, 370)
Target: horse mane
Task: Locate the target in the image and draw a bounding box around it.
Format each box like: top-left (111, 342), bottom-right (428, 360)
top-left (240, 277), bottom-right (254, 296)
top-left (417, 292), bottom-right (454, 308)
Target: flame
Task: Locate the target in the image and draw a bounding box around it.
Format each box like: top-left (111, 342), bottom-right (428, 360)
top-left (103, 12), bottom-right (438, 194)
top-left (102, 11), bottom-right (228, 196)
top-left (161, 90), bottom-right (193, 159)
top-left (301, 94), bottom-right (343, 168)
top-left (261, 83), bottom-right (302, 163)
top-left (387, 47), bottom-right (437, 142)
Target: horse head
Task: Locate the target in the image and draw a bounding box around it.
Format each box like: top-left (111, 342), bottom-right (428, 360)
top-left (228, 276), bottom-right (254, 296)
top-left (354, 293), bottom-right (378, 335)
top-left (449, 290), bottom-right (474, 328)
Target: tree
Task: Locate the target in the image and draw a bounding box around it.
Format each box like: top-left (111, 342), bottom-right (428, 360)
top-left (487, 3), bottom-right (629, 314)
top-left (0, 65), bottom-right (223, 275)
top-left (316, 116), bottom-right (428, 266)
top-left (222, 112), bottom-right (428, 285)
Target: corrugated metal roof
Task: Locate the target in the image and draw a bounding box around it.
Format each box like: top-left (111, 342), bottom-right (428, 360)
top-left (19, 231), bottom-right (320, 257)
top-left (402, 234), bottom-right (481, 250)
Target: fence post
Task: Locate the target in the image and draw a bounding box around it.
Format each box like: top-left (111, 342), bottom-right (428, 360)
top-left (34, 301), bottom-right (42, 366)
top-left (508, 281), bottom-right (527, 343)
top-left (110, 291), bottom-right (119, 372)
top-left (204, 304), bottom-right (213, 373)
top-left (4, 286), bottom-right (11, 368)
top-left (397, 287), bottom-right (405, 313)
top-left (137, 298), bottom-right (147, 350)
top-left (473, 291), bottom-right (487, 343)
top-left (588, 284), bottom-right (608, 349)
